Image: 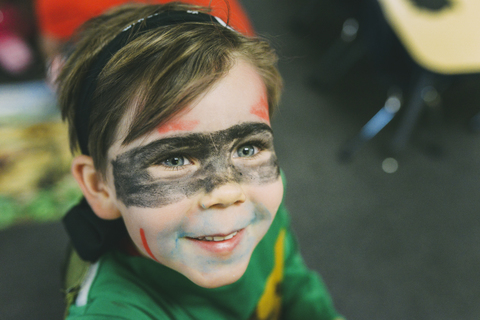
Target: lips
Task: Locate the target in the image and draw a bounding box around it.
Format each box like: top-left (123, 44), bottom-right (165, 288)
top-left (186, 228), bottom-right (246, 254)
top-left (194, 231), bottom-right (238, 242)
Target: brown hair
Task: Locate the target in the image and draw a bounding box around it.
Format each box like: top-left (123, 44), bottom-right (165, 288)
top-left (57, 2), bottom-right (282, 179)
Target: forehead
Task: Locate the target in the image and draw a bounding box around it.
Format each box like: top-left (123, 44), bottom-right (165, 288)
top-left (109, 59), bottom-right (269, 157)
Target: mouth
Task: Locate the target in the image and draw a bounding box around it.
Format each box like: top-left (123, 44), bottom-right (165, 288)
top-left (193, 230), bottom-right (239, 242)
top-left (186, 229), bottom-right (246, 254)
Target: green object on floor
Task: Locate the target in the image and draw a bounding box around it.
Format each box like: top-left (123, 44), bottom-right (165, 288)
top-left (0, 176), bottom-right (82, 230)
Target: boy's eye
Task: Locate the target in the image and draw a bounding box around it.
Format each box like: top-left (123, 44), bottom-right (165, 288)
top-left (236, 145), bottom-right (258, 158)
top-left (162, 156), bottom-right (191, 167)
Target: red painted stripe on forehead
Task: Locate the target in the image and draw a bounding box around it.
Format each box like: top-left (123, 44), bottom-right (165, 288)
top-left (140, 228), bottom-right (159, 262)
top-left (249, 94), bottom-right (270, 123)
top-left (157, 119), bottom-right (199, 134)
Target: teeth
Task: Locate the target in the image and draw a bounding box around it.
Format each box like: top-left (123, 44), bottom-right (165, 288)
top-left (223, 232), bottom-right (237, 240)
top-left (197, 231), bottom-right (238, 242)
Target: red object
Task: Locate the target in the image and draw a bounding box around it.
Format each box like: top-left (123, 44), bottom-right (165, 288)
top-left (0, 3), bottom-right (32, 38)
top-left (35, 0), bottom-right (255, 41)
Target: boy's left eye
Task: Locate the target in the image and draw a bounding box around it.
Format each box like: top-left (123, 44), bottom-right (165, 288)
top-left (236, 145), bottom-right (258, 158)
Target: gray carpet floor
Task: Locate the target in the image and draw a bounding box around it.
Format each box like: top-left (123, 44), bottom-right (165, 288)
top-left (1, 1), bottom-right (480, 319)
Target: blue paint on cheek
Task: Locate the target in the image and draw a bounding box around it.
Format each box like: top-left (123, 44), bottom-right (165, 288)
top-left (171, 231), bottom-right (185, 256)
top-left (253, 203), bottom-right (272, 222)
top-left (154, 229), bottom-right (185, 262)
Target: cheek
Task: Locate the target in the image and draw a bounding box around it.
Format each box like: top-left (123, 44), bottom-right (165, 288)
top-left (121, 202), bottom-right (193, 259)
top-left (248, 177), bottom-right (284, 216)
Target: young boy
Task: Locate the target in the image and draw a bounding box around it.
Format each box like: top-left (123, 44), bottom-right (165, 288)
top-left (58, 3), bottom-right (344, 319)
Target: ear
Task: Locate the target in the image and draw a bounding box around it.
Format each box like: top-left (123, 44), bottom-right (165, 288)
top-left (71, 155), bottom-right (121, 220)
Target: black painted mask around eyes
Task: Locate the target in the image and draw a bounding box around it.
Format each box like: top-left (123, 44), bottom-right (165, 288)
top-left (111, 122), bottom-right (280, 208)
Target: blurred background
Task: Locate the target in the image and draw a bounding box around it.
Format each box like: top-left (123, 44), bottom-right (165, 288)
top-left (1, 0), bottom-right (480, 319)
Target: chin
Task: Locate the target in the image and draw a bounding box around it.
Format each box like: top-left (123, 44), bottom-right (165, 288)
top-left (182, 258), bottom-right (251, 289)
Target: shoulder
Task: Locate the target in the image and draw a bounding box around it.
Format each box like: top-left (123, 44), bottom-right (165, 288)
top-left (66, 251), bottom-right (173, 319)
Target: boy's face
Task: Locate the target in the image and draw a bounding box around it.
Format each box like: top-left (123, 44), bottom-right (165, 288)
top-left (106, 59), bottom-right (283, 288)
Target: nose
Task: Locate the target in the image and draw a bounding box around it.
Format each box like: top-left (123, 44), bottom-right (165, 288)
top-left (199, 182), bottom-right (246, 209)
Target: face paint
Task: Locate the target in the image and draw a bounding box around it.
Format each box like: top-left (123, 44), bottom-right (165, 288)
top-left (140, 228), bottom-right (159, 262)
top-left (112, 122), bottom-right (280, 208)
top-left (107, 60), bottom-right (284, 288)
top-left (249, 94), bottom-right (270, 123)
top-left (157, 119), bottom-right (199, 134)
top-left (154, 202), bottom-right (273, 274)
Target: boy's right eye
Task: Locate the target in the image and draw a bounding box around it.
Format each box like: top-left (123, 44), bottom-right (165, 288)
top-left (162, 156), bottom-right (191, 169)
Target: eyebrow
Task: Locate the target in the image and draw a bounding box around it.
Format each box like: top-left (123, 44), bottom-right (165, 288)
top-left (117, 122), bottom-right (274, 165)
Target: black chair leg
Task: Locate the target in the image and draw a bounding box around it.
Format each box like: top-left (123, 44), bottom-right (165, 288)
top-left (310, 18), bottom-right (367, 86)
top-left (389, 72), bottom-right (435, 154)
top-left (421, 85), bottom-right (444, 157)
top-left (469, 112), bottom-right (480, 132)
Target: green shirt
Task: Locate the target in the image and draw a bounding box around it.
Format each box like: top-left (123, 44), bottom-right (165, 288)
top-left (66, 202), bottom-right (341, 320)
